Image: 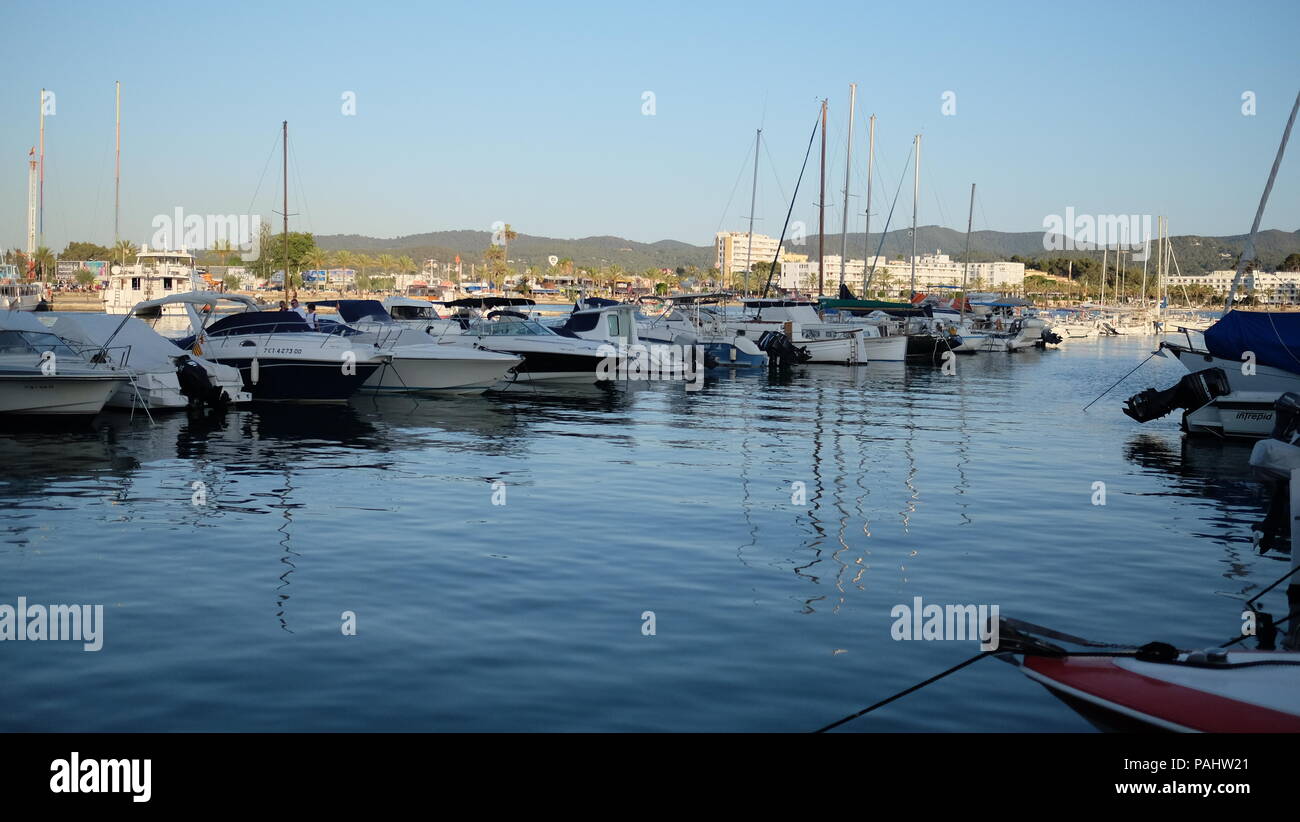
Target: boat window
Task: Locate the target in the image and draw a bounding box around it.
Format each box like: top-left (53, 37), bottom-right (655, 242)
top-left (131, 277), bottom-right (141, 290)
top-left (607, 314), bottom-right (620, 336)
top-left (0, 330), bottom-right (82, 359)
top-left (163, 278), bottom-right (173, 289)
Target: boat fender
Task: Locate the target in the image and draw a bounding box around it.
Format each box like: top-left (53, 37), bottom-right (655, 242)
top-left (1134, 641), bottom-right (1179, 663)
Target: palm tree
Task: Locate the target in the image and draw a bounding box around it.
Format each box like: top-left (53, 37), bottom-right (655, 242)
top-left (377, 253), bottom-right (398, 274)
top-left (113, 240), bottom-right (138, 266)
top-left (33, 246), bottom-right (55, 282)
top-left (398, 255), bottom-right (415, 275)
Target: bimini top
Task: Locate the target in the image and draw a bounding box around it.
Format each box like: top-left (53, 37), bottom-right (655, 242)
top-left (440, 297), bottom-right (536, 309)
top-left (311, 299), bottom-right (392, 324)
top-left (132, 291), bottom-right (261, 313)
top-left (640, 292), bottom-right (732, 305)
top-left (1204, 310), bottom-right (1300, 375)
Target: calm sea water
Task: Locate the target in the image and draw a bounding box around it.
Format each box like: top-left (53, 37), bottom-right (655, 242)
top-left (0, 336), bottom-right (1283, 732)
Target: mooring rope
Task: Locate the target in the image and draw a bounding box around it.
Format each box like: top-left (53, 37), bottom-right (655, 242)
top-left (813, 650), bottom-right (995, 733)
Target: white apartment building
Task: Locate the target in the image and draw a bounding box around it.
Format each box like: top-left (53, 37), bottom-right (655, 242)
top-left (778, 250), bottom-right (1024, 295)
top-left (1166, 269), bottom-right (1300, 304)
top-left (778, 256), bottom-right (887, 292)
top-left (715, 231), bottom-right (784, 277)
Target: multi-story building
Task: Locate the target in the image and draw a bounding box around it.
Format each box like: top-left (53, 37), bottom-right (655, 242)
top-left (715, 231), bottom-right (784, 277)
top-left (775, 250), bottom-right (1024, 295)
top-left (1166, 269), bottom-right (1300, 304)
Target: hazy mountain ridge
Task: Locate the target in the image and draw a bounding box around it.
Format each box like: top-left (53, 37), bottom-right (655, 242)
top-left (314, 227), bottom-right (1300, 276)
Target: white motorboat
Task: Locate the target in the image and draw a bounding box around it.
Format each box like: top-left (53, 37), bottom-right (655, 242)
top-left (734, 300), bottom-right (864, 364)
top-left (0, 310), bottom-right (125, 416)
top-left (0, 265), bottom-right (45, 311)
top-left (311, 300), bottom-right (522, 394)
top-left (137, 292), bottom-right (388, 402)
top-left (39, 312), bottom-right (249, 410)
top-left (634, 295), bottom-right (769, 368)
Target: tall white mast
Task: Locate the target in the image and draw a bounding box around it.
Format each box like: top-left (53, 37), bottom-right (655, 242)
top-left (114, 81), bottom-right (121, 248)
top-left (26, 147), bottom-right (37, 258)
top-left (864, 114), bottom-right (875, 277)
top-left (962, 183), bottom-right (975, 320)
top-left (838, 83), bottom-right (856, 289)
top-left (1226, 89), bottom-right (1300, 313)
top-left (744, 128), bottom-right (760, 297)
top-left (910, 134), bottom-right (920, 296)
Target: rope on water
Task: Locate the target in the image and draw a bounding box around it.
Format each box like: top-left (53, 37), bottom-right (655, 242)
top-left (813, 650), bottom-right (995, 733)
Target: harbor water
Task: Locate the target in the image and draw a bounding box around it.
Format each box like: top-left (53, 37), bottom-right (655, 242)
top-left (0, 336), bottom-right (1279, 731)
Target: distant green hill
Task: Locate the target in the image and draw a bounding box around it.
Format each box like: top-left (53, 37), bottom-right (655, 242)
top-left (314, 226), bottom-right (1300, 276)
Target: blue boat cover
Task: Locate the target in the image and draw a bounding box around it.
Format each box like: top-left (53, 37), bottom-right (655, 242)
top-left (1204, 310), bottom-right (1300, 375)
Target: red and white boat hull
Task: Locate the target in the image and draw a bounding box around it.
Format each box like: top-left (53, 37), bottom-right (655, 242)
top-left (1023, 651), bottom-right (1300, 732)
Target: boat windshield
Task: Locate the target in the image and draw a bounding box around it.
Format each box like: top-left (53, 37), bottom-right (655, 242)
top-left (0, 330), bottom-right (86, 360)
top-left (468, 319), bottom-right (556, 337)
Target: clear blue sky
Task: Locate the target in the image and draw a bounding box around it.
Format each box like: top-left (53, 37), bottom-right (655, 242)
top-left (2, 0), bottom-right (1298, 254)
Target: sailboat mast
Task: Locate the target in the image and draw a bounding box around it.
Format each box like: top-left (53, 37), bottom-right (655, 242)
top-left (838, 83), bottom-right (856, 289)
top-left (283, 120), bottom-right (289, 305)
top-left (864, 114), bottom-right (874, 273)
top-left (910, 134), bottom-right (920, 296)
top-left (1225, 88), bottom-right (1300, 312)
top-left (1101, 246), bottom-right (1107, 309)
top-left (114, 81), bottom-right (121, 248)
top-left (818, 99), bottom-right (827, 297)
top-left (38, 88), bottom-right (45, 252)
top-left (745, 128), bottom-right (760, 298)
top-left (962, 183), bottom-right (975, 320)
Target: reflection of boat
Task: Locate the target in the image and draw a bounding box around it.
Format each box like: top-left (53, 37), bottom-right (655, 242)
top-left (0, 310), bottom-right (125, 416)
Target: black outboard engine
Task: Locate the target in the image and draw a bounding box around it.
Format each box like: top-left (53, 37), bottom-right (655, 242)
top-left (756, 330), bottom-right (811, 368)
top-left (175, 355), bottom-right (229, 410)
top-left (1122, 367), bottom-right (1230, 423)
top-left (1040, 329), bottom-right (1063, 346)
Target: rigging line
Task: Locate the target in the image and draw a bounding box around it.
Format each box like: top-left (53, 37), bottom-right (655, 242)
top-left (814, 651), bottom-right (995, 732)
top-left (760, 135), bottom-right (788, 206)
top-left (864, 143), bottom-right (915, 286)
top-left (288, 132), bottom-right (314, 235)
top-left (713, 136), bottom-right (757, 236)
top-left (245, 129), bottom-right (282, 229)
top-left (759, 106), bottom-right (821, 300)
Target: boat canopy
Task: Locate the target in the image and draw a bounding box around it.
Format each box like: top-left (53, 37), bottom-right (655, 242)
top-left (1204, 310), bottom-right (1300, 375)
top-left (132, 291), bottom-right (261, 313)
top-left (440, 297), bottom-right (536, 309)
top-left (639, 292), bottom-right (732, 305)
top-left (311, 299), bottom-right (393, 324)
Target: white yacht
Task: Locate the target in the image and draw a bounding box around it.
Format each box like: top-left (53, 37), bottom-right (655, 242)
top-left (40, 312), bottom-right (249, 410)
top-left (136, 292), bottom-right (389, 402)
top-left (310, 300), bottom-right (523, 394)
top-left (0, 264), bottom-right (45, 311)
top-left (103, 247), bottom-right (200, 316)
top-left (0, 310), bottom-right (126, 416)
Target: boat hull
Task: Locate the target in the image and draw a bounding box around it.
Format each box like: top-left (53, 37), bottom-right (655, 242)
top-left (0, 374), bottom-right (123, 416)
top-left (1024, 652), bottom-right (1300, 733)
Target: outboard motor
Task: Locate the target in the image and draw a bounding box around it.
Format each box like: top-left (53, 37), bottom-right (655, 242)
top-left (1040, 329), bottom-right (1063, 346)
top-left (1121, 367), bottom-right (1230, 423)
top-left (175, 355), bottom-right (229, 410)
top-left (1249, 393), bottom-right (1300, 553)
top-left (756, 330), bottom-right (811, 367)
